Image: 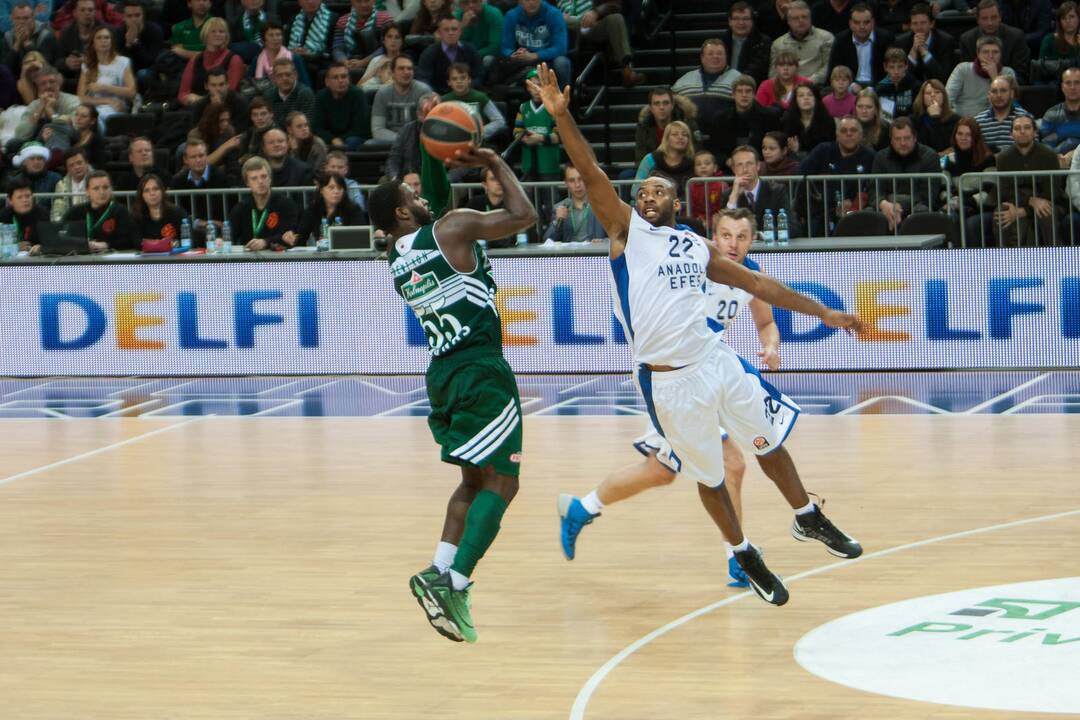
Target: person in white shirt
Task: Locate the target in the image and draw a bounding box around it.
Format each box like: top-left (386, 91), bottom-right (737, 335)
top-left (77, 24), bottom-right (136, 133)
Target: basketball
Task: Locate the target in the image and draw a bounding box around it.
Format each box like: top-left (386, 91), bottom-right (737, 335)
top-left (420, 101), bottom-right (483, 162)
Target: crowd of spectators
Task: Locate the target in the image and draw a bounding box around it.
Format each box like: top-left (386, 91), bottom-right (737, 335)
top-left (632, 0), bottom-right (1076, 245)
top-left (0, 0), bottom-right (1076, 252)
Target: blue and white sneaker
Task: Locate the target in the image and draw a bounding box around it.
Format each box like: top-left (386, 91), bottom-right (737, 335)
top-left (558, 493), bottom-right (598, 560)
top-left (727, 555), bottom-right (750, 587)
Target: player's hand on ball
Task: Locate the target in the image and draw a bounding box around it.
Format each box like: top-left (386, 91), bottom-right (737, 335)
top-left (822, 309), bottom-right (866, 336)
top-left (445, 145), bottom-right (495, 169)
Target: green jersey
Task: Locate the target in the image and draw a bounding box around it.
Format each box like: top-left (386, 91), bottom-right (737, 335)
top-left (515, 100), bottom-right (561, 176)
top-left (389, 222), bottom-right (502, 360)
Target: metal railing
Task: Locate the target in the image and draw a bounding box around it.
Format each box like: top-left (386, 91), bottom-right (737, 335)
top-left (684, 173), bottom-right (954, 240)
top-left (37, 186), bottom-right (322, 225)
top-left (956, 170), bottom-right (1076, 248)
top-left (25, 171), bottom-right (1080, 249)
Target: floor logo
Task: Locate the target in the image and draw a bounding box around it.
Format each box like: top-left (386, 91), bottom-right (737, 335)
top-left (794, 577), bottom-right (1080, 713)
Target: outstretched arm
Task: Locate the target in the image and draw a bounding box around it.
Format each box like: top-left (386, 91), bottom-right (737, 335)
top-left (749, 297), bottom-right (781, 370)
top-left (530, 62), bottom-right (632, 255)
top-left (435, 148), bottom-right (537, 256)
top-left (706, 242), bottom-right (866, 334)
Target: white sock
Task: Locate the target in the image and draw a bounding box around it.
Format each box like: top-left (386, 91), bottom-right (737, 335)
top-left (732, 538), bottom-right (750, 553)
top-left (795, 501), bottom-right (817, 516)
top-left (581, 490), bottom-right (604, 516)
top-left (724, 543), bottom-right (734, 560)
top-left (449, 568), bottom-right (470, 591)
top-left (433, 542), bottom-right (457, 572)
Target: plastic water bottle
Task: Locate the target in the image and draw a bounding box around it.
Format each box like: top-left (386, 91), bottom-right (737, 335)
top-left (205, 221), bottom-right (217, 255)
top-left (179, 218), bottom-right (191, 252)
top-left (318, 217), bottom-right (330, 251)
top-left (221, 220), bottom-right (233, 255)
top-left (515, 231), bottom-right (528, 246)
top-left (777, 209), bottom-right (789, 246)
top-left (0, 224), bottom-right (13, 258)
top-left (762, 209), bottom-right (775, 245)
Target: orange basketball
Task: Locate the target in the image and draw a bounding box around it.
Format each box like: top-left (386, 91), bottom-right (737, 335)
top-left (421, 101), bottom-right (483, 162)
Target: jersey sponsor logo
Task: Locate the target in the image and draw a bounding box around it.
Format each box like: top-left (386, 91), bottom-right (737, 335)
top-left (510, 452), bottom-right (522, 463)
top-left (401, 270), bottom-right (440, 302)
top-left (753, 435), bottom-right (770, 450)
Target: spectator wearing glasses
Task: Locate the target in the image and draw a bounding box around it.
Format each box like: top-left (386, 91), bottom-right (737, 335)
top-left (720, 2), bottom-right (772, 85)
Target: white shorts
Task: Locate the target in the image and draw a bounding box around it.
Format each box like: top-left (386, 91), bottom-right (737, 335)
top-left (635, 340), bottom-right (800, 486)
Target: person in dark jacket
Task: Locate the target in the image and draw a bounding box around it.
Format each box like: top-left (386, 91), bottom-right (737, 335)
top-left (285, 171), bottom-right (366, 246)
top-left (895, 4), bottom-right (956, 84)
top-left (131, 173), bottom-right (189, 249)
top-left (798, 116), bottom-right (877, 236)
top-left (61, 170), bottom-right (139, 252)
top-left (826, 4), bottom-right (895, 89)
top-left (384, 92), bottom-right (437, 180)
top-left (261, 127), bottom-right (313, 187)
top-left (719, 2), bottom-right (772, 84)
top-left (116, 0), bottom-right (164, 87)
top-left (959, 0), bottom-right (1031, 83)
top-left (702, 74), bottom-right (780, 166)
top-left (633, 87), bottom-right (700, 166)
top-left (0, 177), bottom-right (49, 251)
top-left (416, 16), bottom-right (482, 93)
top-left (228, 156), bottom-right (300, 250)
top-left (870, 116), bottom-right (943, 228)
top-left (910, 78), bottom-right (958, 152)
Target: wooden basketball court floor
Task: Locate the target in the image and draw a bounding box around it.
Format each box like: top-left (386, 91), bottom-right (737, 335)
top-left (1, 379), bottom-right (1079, 718)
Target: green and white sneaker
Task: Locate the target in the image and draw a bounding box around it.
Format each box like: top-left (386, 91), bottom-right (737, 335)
top-left (426, 572), bottom-right (477, 644)
top-left (409, 566), bottom-right (463, 642)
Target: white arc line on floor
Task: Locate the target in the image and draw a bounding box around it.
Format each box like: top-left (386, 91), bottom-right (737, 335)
top-left (569, 505), bottom-right (1080, 720)
top-left (0, 417), bottom-right (205, 488)
top-left (963, 372), bottom-right (1049, 414)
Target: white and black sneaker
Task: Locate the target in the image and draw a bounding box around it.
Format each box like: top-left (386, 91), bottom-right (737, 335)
top-left (734, 545), bottom-right (789, 606)
top-left (792, 502), bottom-right (863, 558)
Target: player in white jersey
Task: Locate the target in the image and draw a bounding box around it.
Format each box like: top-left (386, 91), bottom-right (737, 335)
top-left (531, 63), bottom-right (866, 606)
top-left (558, 209), bottom-right (780, 588)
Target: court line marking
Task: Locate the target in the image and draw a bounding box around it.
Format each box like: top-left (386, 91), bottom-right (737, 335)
top-left (963, 372), bottom-right (1049, 415)
top-left (569, 505), bottom-right (1080, 720)
top-left (0, 417), bottom-right (204, 488)
top-left (836, 395), bottom-right (951, 415)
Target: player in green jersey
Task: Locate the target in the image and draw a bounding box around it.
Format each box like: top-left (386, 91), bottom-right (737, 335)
top-left (369, 148), bottom-right (536, 643)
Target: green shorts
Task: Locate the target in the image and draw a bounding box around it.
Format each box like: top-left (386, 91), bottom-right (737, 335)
top-left (426, 352), bottom-right (522, 477)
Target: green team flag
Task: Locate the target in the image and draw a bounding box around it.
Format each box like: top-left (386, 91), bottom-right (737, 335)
top-left (420, 144), bottom-right (451, 220)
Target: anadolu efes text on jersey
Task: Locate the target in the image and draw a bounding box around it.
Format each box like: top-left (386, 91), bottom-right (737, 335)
top-left (389, 223), bottom-right (502, 359)
top-left (609, 211), bottom-right (719, 367)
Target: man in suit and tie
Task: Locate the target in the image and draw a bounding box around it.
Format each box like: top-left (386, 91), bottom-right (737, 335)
top-left (827, 3), bottom-right (894, 91)
top-left (724, 144), bottom-right (801, 238)
top-left (896, 3), bottom-right (956, 84)
top-left (959, 0), bottom-right (1030, 83)
top-left (720, 2), bottom-right (773, 85)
